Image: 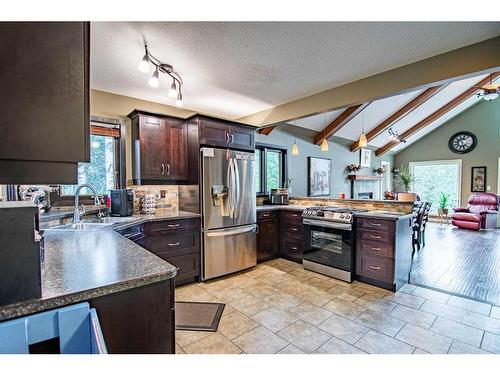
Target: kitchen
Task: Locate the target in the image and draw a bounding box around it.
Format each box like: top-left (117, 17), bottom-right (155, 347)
top-left (1, 14), bottom-right (500, 368)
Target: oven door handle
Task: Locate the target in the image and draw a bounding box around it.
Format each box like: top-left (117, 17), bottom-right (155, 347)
top-left (303, 218), bottom-right (352, 231)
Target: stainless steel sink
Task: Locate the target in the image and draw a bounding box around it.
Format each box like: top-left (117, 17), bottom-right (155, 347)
top-left (45, 222), bottom-right (114, 231)
top-left (84, 217), bottom-right (137, 224)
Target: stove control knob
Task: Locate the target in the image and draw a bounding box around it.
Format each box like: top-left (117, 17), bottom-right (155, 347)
top-left (345, 214), bottom-right (351, 220)
top-left (340, 214), bottom-right (344, 219)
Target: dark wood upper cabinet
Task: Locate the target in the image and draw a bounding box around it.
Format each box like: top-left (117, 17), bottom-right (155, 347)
top-left (0, 22), bottom-right (90, 184)
top-left (193, 115), bottom-right (255, 151)
top-left (0, 22), bottom-right (90, 163)
top-left (129, 110), bottom-right (189, 185)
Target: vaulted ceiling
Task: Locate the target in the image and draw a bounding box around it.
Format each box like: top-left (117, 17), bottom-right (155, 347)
top-left (285, 73), bottom-right (499, 154)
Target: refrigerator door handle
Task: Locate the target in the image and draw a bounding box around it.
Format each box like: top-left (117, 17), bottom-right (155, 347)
top-left (234, 157), bottom-right (241, 218)
top-left (226, 157), bottom-right (233, 217)
top-left (206, 224), bottom-right (257, 237)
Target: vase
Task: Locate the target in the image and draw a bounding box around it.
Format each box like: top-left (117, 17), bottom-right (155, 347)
top-left (397, 192), bottom-right (417, 202)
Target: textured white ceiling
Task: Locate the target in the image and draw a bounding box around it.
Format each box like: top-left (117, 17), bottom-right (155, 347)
top-left (90, 22), bottom-right (500, 119)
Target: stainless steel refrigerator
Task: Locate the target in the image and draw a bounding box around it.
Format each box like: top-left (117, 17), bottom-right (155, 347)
top-left (201, 147), bottom-right (256, 280)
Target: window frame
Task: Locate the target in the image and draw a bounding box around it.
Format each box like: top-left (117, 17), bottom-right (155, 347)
top-left (50, 116), bottom-right (126, 207)
top-left (255, 142), bottom-right (288, 197)
top-left (409, 159), bottom-right (463, 210)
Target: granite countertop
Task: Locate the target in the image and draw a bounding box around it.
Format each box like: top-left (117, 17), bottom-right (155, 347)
top-left (0, 211), bottom-right (203, 321)
top-left (354, 211), bottom-right (415, 221)
top-left (256, 204), bottom-right (306, 212)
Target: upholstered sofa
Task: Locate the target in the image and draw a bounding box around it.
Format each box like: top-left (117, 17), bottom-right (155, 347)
top-left (451, 193), bottom-right (499, 230)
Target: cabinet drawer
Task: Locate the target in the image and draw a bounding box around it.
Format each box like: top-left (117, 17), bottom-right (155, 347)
top-left (360, 229), bottom-right (393, 245)
top-left (357, 218), bottom-right (395, 233)
top-left (144, 232), bottom-right (199, 257)
top-left (257, 210), bottom-right (278, 220)
top-left (358, 240), bottom-right (394, 259)
top-left (283, 222), bottom-right (303, 237)
top-left (356, 254), bottom-right (394, 284)
top-left (280, 237), bottom-right (303, 262)
top-left (144, 218), bottom-right (199, 235)
top-left (282, 210), bottom-right (303, 223)
top-left (156, 252), bottom-right (200, 284)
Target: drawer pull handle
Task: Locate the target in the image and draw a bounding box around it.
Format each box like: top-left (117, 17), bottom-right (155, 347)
top-left (262, 213), bottom-right (270, 217)
top-left (291, 214), bottom-right (298, 217)
top-left (370, 222), bottom-right (382, 226)
top-left (290, 246), bottom-right (298, 250)
top-left (168, 224), bottom-right (180, 228)
top-left (368, 265), bottom-right (381, 270)
top-left (123, 233), bottom-right (133, 238)
top-left (370, 246), bottom-right (382, 251)
top-left (370, 235), bottom-right (382, 239)
top-left (168, 242), bottom-right (180, 246)
top-left (291, 228), bottom-right (298, 231)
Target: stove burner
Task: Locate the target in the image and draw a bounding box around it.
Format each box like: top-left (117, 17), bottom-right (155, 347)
top-left (302, 206), bottom-right (368, 224)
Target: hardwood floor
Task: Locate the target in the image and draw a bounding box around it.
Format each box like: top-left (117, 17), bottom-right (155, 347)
top-left (410, 222), bottom-right (500, 306)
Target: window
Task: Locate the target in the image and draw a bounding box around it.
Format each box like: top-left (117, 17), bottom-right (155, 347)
top-left (255, 144), bottom-right (287, 195)
top-left (410, 160), bottom-right (462, 213)
top-left (53, 118), bottom-right (125, 205)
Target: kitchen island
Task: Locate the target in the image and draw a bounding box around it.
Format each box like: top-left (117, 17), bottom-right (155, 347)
top-left (0, 211), bottom-right (200, 354)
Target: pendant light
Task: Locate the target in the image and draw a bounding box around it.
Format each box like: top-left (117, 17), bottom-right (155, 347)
top-left (138, 53), bottom-right (150, 73)
top-left (320, 113), bottom-right (329, 151)
top-left (358, 107), bottom-right (368, 148)
top-left (175, 92), bottom-right (183, 107)
top-left (291, 138), bottom-right (299, 155)
top-left (168, 80), bottom-right (177, 98)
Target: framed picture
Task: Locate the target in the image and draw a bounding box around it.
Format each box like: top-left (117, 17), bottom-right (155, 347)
top-left (471, 166), bottom-right (487, 192)
top-left (360, 148), bottom-right (372, 167)
top-left (308, 157), bottom-right (331, 197)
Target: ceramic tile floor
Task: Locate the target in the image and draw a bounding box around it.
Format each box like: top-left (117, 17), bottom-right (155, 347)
top-left (174, 258), bottom-right (500, 354)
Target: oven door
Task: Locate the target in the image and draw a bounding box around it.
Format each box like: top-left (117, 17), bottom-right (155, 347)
top-left (303, 221), bottom-right (353, 273)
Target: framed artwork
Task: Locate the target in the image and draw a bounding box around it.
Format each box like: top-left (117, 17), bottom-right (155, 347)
top-left (360, 148), bottom-right (372, 167)
top-left (308, 157), bottom-right (331, 197)
top-left (471, 166), bottom-right (487, 192)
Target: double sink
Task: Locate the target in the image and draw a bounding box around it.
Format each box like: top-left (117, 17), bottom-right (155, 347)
top-left (46, 216), bottom-right (137, 231)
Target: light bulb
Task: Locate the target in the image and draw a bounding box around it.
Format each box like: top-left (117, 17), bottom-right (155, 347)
top-left (359, 132), bottom-right (367, 148)
top-left (168, 81), bottom-right (177, 98)
top-left (138, 54), bottom-right (150, 73)
top-left (175, 92), bottom-right (183, 107)
top-left (149, 68), bottom-right (160, 88)
top-left (291, 141), bottom-right (299, 156)
top-left (320, 138), bottom-right (329, 151)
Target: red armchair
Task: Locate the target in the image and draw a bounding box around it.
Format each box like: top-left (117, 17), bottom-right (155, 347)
top-left (451, 193), bottom-right (499, 230)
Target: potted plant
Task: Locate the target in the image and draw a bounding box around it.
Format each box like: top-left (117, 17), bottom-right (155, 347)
top-left (284, 178), bottom-right (293, 195)
top-left (347, 163), bottom-right (361, 175)
top-left (395, 165), bottom-right (417, 201)
top-left (438, 192), bottom-right (450, 215)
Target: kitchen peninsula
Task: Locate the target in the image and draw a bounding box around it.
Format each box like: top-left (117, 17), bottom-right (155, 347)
top-left (256, 197), bottom-right (414, 292)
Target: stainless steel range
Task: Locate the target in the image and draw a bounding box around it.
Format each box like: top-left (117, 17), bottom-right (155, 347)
top-left (302, 206), bottom-right (367, 282)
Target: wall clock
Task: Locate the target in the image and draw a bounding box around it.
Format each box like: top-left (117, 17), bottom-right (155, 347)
top-left (448, 131), bottom-right (477, 154)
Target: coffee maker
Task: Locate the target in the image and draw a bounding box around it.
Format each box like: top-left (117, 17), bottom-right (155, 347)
top-left (269, 188), bottom-right (289, 205)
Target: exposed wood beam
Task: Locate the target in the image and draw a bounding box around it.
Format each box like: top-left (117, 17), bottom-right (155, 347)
top-left (237, 36), bottom-right (500, 126)
top-left (313, 103), bottom-right (370, 145)
top-left (257, 125), bottom-right (276, 135)
top-left (349, 85), bottom-right (444, 152)
top-left (375, 72), bottom-right (500, 157)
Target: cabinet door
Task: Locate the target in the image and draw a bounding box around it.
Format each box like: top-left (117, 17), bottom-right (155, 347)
top-left (0, 22), bottom-right (90, 164)
top-left (165, 118), bottom-right (188, 181)
top-left (229, 125), bottom-right (255, 151)
top-left (200, 119), bottom-right (230, 148)
top-left (257, 218), bottom-right (279, 262)
top-left (139, 116), bottom-right (167, 180)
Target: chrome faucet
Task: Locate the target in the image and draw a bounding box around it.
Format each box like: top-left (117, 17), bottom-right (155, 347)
top-left (73, 183), bottom-right (100, 223)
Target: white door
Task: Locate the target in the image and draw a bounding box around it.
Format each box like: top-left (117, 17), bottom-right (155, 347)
top-left (380, 161), bottom-right (391, 199)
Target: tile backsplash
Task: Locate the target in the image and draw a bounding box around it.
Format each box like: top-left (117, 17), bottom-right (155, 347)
top-left (129, 185), bottom-right (179, 214)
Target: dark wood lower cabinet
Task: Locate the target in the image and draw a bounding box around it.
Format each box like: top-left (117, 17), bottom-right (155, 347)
top-left (257, 213), bottom-right (280, 263)
top-left (89, 279), bottom-right (175, 354)
top-left (279, 210), bottom-right (304, 263)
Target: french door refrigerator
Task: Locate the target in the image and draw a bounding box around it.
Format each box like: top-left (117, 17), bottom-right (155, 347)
top-left (201, 147), bottom-right (256, 280)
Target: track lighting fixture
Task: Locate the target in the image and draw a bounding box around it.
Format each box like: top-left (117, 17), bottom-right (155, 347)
top-left (291, 139), bottom-right (299, 155)
top-left (138, 43), bottom-right (184, 107)
top-left (388, 128), bottom-right (406, 143)
top-left (320, 138), bottom-right (329, 151)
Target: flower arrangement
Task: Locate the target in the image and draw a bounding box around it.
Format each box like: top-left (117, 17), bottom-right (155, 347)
top-left (347, 163), bottom-right (361, 173)
top-left (374, 166), bottom-right (385, 175)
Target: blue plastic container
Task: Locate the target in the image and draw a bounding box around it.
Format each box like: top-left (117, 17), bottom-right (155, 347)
top-left (0, 302), bottom-right (107, 354)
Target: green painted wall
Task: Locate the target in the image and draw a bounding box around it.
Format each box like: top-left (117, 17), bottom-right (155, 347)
top-left (394, 100), bottom-right (500, 206)
top-left (255, 125), bottom-right (394, 199)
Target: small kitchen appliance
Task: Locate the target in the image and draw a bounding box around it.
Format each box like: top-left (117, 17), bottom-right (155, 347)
top-left (109, 189), bottom-right (134, 217)
top-left (269, 188), bottom-right (289, 205)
